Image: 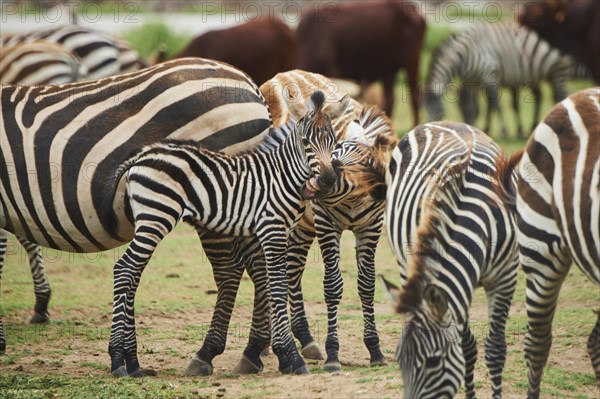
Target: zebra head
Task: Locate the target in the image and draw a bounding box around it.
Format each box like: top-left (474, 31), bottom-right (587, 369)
top-left (294, 90), bottom-right (339, 199)
top-left (396, 285), bottom-right (465, 399)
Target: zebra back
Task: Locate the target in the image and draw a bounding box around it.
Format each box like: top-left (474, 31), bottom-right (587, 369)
top-left (0, 58), bottom-right (272, 252)
top-left (1, 24), bottom-right (143, 79)
top-left (0, 40), bottom-right (86, 84)
top-left (260, 69), bottom-right (362, 137)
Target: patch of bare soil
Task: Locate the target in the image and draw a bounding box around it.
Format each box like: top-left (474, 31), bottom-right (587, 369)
top-left (1, 299), bottom-right (598, 398)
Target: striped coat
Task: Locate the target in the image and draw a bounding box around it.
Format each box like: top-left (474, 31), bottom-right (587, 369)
top-left (496, 87), bottom-right (600, 397)
top-left (0, 40), bottom-right (86, 84)
top-left (0, 58), bottom-right (271, 355)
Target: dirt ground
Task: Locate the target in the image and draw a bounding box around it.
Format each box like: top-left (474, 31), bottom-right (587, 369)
top-left (1, 297), bottom-right (598, 398)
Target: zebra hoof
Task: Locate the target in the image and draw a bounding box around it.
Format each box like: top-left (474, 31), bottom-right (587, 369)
top-left (301, 341), bottom-right (324, 360)
top-left (29, 312), bottom-right (50, 324)
top-left (182, 355), bottom-right (213, 376)
top-left (111, 365), bottom-right (128, 378)
top-left (370, 358), bottom-right (387, 367)
top-left (323, 361), bottom-right (341, 372)
top-left (233, 355), bottom-right (263, 374)
top-left (128, 368), bottom-right (144, 378)
top-left (0, 345), bottom-right (5, 355)
top-left (260, 348), bottom-right (271, 356)
top-left (294, 365), bottom-right (310, 375)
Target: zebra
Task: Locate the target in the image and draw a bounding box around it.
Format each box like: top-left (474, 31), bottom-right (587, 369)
top-left (378, 122), bottom-right (519, 398)
top-left (104, 90), bottom-right (336, 377)
top-left (0, 40), bottom-right (87, 84)
top-left (1, 24), bottom-right (145, 79)
top-left (0, 57), bottom-right (272, 358)
top-left (495, 87), bottom-right (600, 398)
top-left (425, 22), bottom-right (572, 138)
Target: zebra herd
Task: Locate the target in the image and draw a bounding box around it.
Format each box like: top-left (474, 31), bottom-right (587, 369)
top-left (1, 24), bottom-right (599, 399)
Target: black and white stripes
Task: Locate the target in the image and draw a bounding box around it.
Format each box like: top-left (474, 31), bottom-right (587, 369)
top-left (425, 22), bottom-right (572, 137)
top-left (384, 122), bottom-right (518, 398)
top-left (0, 57), bottom-right (271, 357)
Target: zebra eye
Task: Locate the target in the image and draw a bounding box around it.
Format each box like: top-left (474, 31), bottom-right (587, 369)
top-left (425, 355), bottom-right (441, 369)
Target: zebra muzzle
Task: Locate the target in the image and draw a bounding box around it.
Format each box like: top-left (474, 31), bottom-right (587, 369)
top-left (301, 176), bottom-right (320, 199)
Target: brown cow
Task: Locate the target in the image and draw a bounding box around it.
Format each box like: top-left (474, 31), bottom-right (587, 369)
top-left (296, 0), bottom-right (425, 124)
top-left (168, 18), bottom-right (296, 85)
top-left (519, 0), bottom-right (600, 83)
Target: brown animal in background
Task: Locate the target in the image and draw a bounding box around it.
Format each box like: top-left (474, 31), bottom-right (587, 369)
top-left (297, 0), bottom-right (425, 124)
top-left (167, 18), bottom-right (296, 85)
top-left (519, 0), bottom-right (600, 83)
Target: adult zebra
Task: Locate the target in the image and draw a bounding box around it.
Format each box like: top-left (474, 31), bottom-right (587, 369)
top-left (0, 58), bottom-right (272, 361)
top-left (496, 87), bottom-right (600, 397)
top-left (425, 22), bottom-right (572, 138)
top-left (0, 40), bottom-right (86, 84)
top-left (379, 122), bottom-right (519, 398)
top-left (0, 24), bottom-right (145, 79)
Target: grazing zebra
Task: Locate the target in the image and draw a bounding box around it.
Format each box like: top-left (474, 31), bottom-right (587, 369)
top-left (425, 22), bottom-right (572, 138)
top-left (106, 90), bottom-right (335, 377)
top-left (1, 24), bottom-right (144, 79)
top-left (0, 40), bottom-right (86, 84)
top-left (495, 87), bottom-right (600, 398)
top-left (379, 122), bottom-right (519, 398)
top-left (0, 58), bottom-right (272, 359)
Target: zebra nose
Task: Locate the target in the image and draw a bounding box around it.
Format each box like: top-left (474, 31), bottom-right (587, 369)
top-left (319, 166), bottom-right (337, 188)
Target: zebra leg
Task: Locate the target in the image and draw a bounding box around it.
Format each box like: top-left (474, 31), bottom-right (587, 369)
top-left (287, 221), bottom-right (324, 360)
top-left (108, 217), bottom-right (174, 377)
top-left (587, 310), bottom-right (600, 385)
top-left (17, 238), bottom-right (51, 324)
top-left (484, 81), bottom-right (502, 136)
top-left (314, 215), bottom-right (344, 372)
top-left (530, 84), bottom-right (542, 134)
top-left (184, 234), bottom-right (246, 376)
top-left (523, 253), bottom-right (571, 398)
top-left (512, 87), bottom-right (524, 139)
top-left (462, 322), bottom-right (478, 399)
top-left (257, 226), bottom-right (308, 375)
top-left (484, 262), bottom-right (517, 399)
top-left (234, 250), bottom-right (271, 374)
top-left (0, 229), bottom-right (7, 354)
top-left (354, 225), bottom-right (386, 367)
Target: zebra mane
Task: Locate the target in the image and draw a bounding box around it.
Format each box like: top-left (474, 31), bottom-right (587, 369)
top-left (395, 151), bottom-right (473, 315)
top-left (335, 105), bottom-right (398, 201)
top-left (254, 119), bottom-right (296, 153)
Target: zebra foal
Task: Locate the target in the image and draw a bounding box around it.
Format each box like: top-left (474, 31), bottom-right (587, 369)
top-left (376, 122), bottom-right (519, 398)
top-left (109, 91), bottom-right (336, 376)
top-left (496, 87), bottom-right (600, 398)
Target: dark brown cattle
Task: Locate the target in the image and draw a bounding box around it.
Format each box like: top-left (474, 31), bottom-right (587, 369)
top-left (297, 0), bottom-right (425, 124)
top-left (171, 18), bottom-right (296, 85)
top-left (519, 0), bottom-right (600, 83)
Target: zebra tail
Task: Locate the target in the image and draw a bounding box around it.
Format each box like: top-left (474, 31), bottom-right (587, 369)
top-left (340, 133), bottom-right (399, 202)
top-left (491, 150), bottom-right (523, 210)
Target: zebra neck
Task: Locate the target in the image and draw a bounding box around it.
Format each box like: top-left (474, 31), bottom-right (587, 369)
top-left (258, 128), bottom-right (312, 189)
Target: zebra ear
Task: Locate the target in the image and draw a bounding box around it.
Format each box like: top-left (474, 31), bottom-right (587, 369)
top-left (378, 274), bottom-right (401, 309)
top-left (424, 284), bottom-right (449, 321)
top-left (325, 94), bottom-right (352, 119)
